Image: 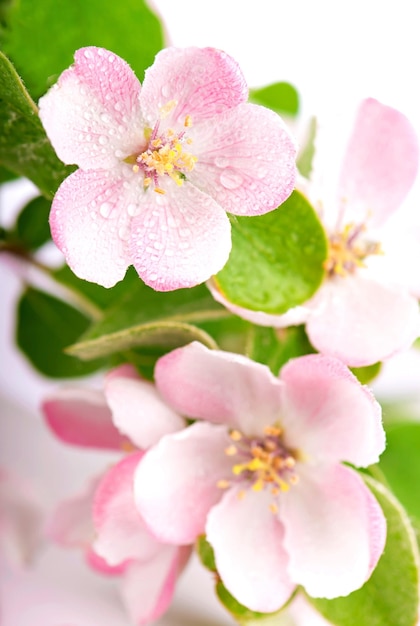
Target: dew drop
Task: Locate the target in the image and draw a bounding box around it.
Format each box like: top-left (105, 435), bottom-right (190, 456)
top-left (98, 135), bottom-right (108, 145)
top-left (100, 202), bottom-right (112, 218)
top-left (214, 156), bottom-right (229, 168)
top-left (100, 113), bottom-right (111, 124)
top-left (114, 102), bottom-right (122, 112)
top-left (153, 241), bottom-right (164, 250)
top-left (84, 49), bottom-right (93, 59)
top-left (127, 203), bottom-right (139, 217)
top-left (118, 226), bottom-right (130, 241)
top-left (83, 111), bottom-right (92, 121)
top-left (220, 169), bottom-right (243, 190)
top-left (108, 54), bottom-right (115, 63)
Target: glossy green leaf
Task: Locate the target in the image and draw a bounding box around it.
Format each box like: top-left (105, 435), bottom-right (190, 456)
top-left (379, 422), bottom-right (420, 523)
top-left (1, 0), bottom-right (164, 100)
top-left (215, 191), bottom-right (327, 314)
top-left (0, 51), bottom-right (72, 197)
top-left (16, 287), bottom-right (106, 378)
top-left (249, 82), bottom-right (299, 117)
top-left (13, 195), bottom-right (51, 250)
top-left (310, 476), bottom-right (420, 626)
top-left (67, 281), bottom-right (229, 361)
top-left (247, 325), bottom-right (315, 375)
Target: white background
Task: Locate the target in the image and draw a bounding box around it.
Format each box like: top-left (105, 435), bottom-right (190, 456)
top-left (1, 1), bottom-right (420, 624)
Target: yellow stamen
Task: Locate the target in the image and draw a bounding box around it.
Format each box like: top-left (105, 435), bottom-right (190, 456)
top-left (132, 164), bottom-right (139, 173)
top-left (154, 187), bottom-right (165, 195)
top-left (184, 115), bottom-right (193, 127)
top-left (264, 425), bottom-right (283, 437)
top-left (160, 99), bottom-right (178, 117)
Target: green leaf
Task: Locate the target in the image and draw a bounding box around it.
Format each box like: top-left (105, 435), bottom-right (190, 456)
top-left (196, 535), bottom-right (217, 572)
top-left (249, 82), bottom-right (299, 117)
top-left (0, 51), bottom-right (72, 197)
top-left (310, 476), bottom-right (420, 626)
top-left (0, 164), bottom-right (17, 183)
top-left (1, 0), bottom-right (164, 101)
top-left (67, 281), bottom-right (230, 361)
top-left (297, 116), bottom-right (317, 179)
top-left (13, 195), bottom-right (51, 250)
top-left (215, 191), bottom-right (327, 314)
top-left (350, 362), bottom-right (382, 385)
top-left (16, 287), bottom-right (106, 378)
top-left (379, 422), bottom-right (420, 523)
top-left (247, 325), bottom-right (315, 375)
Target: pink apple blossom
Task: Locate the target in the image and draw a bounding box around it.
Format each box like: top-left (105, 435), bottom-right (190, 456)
top-left (41, 364), bottom-right (189, 625)
top-left (39, 46), bottom-right (297, 291)
top-left (210, 98), bottom-right (420, 366)
top-left (134, 341), bottom-right (386, 613)
top-left (0, 467), bottom-right (45, 568)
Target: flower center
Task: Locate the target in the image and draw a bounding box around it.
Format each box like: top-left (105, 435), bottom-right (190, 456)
top-left (324, 222), bottom-right (383, 277)
top-left (127, 102), bottom-right (197, 195)
top-left (218, 425), bottom-right (299, 512)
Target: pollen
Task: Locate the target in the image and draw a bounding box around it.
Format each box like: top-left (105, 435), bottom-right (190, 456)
top-left (184, 115), bottom-right (193, 127)
top-left (324, 222), bottom-right (383, 277)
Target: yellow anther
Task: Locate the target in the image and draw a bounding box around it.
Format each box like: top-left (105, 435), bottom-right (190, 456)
top-left (289, 474), bottom-right (299, 485)
top-left (271, 487), bottom-right (280, 496)
top-left (217, 479), bottom-right (230, 489)
top-left (252, 479), bottom-right (264, 492)
top-left (154, 187), bottom-right (165, 195)
top-left (284, 456), bottom-right (296, 469)
top-left (224, 445), bottom-right (238, 456)
top-left (264, 425), bottom-right (283, 437)
top-left (160, 99), bottom-right (177, 117)
top-left (269, 503), bottom-right (279, 514)
top-left (237, 490), bottom-right (246, 500)
top-left (143, 177), bottom-right (151, 188)
top-left (184, 115), bottom-right (193, 127)
top-left (229, 430), bottom-right (242, 441)
top-left (132, 164), bottom-right (139, 173)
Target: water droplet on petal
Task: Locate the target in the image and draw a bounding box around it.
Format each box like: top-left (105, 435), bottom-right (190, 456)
top-left (100, 202), bottom-right (112, 218)
top-left (118, 226), bottom-right (130, 241)
top-left (220, 169), bottom-right (243, 190)
top-left (100, 113), bottom-right (111, 124)
top-left (215, 156), bottom-right (229, 168)
top-left (84, 49), bottom-right (93, 59)
top-left (98, 135), bottom-right (108, 145)
top-left (115, 149), bottom-right (124, 158)
top-left (127, 203), bottom-right (139, 217)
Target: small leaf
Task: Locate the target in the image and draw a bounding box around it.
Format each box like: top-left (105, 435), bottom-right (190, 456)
top-left (350, 362), bottom-right (382, 385)
top-left (1, 0), bottom-right (164, 100)
top-left (0, 51), bottom-right (72, 197)
top-left (215, 191), bottom-right (327, 314)
top-left (247, 325), bottom-right (315, 375)
top-left (249, 82), bottom-right (299, 117)
top-left (297, 116), bottom-right (317, 178)
top-left (16, 287), bottom-right (106, 378)
top-left (379, 422), bottom-right (420, 523)
top-left (67, 281), bottom-right (229, 361)
top-left (14, 195), bottom-right (51, 250)
top-left (310, 476), bottom-right (420, 626)
top-left (196, 535), bottom-right (217, 572)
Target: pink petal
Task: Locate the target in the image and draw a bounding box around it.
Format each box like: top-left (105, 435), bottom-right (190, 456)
top-left (206, 485), bottom-right (295, 613)
top-left (85, 548), bottom-right (128, 575)
top-left (134, 422), bottom-right (233, 544)
top-left (41, 387), bottom-right (127, 450)
top-left (139, 47), bottom-right (248, 127)
top-left (337, 98), bottom-right (419, 228)
top-left (39, 47), bottom-right (144, 170)
top-left (155, 341), bottom-right (283, 435)
top-left (306, 273), bottom-right (420, 366)
top-left (0, 469), bottom-right (45, 567)
top-left (208, 278), bottom-right (310, 327)
top-left (47, 476), bottom-right (100, 548)
top-left (120, 545), bottom-right (190, 626)
top-left (93, 453), bottom-right (163, 566)
top-left (50, 168), bottom-right (135, 288)
top-left (280, 464), bottom-right (386, 598)
top-left (190, 103), bottom-right (296, 215)
top-left (129, 179), bottom-right (231, 291)
top-left (104, 371), bottom-right (185, 450)
top-left (280, 354), bottom-right (385, 467)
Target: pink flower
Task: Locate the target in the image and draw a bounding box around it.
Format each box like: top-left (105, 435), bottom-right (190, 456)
top-left (134, 342), bottom-right (386, 613)
top-left (39, 46), bottom-right (297, 291)
top-left (41, 365), bottom-right (189, 625)
top-left (210, 98), bottom-right (420, 366)
top-left (0, 467), bottom-right (45, 568)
